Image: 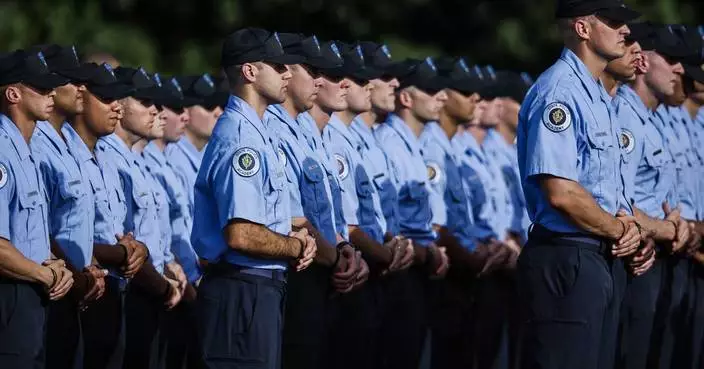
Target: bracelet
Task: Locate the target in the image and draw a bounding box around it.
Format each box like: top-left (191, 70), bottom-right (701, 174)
top-left (48, 267), bottom-right (58, 289)
top-left (296, 238), bottom-right (306, 259)
top-left (335, 241), bottom-right (352, 250)
top-left (634, 221), bottom-right (643, 237)
top-left (666, 219), bottom-right (678, 235)
top-left (618, 221), bottom-right (627, 240)
top-left (333, 248), bottom-right (342, 268)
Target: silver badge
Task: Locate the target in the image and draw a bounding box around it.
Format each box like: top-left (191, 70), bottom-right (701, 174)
top-left (458, 58), bottom-right (470, 73)
top-left (356, 45), bottom-right (364, 61)
top-left (277, 147), bottom-right (287, 167)
top-left (312, 35), bottom-right (321, 52)
top-left (621, 129), bottom-right (635, 154)
top-left (542, 102), bottom-right (572, 132)
top-left (203, 74), bottom-right (214, 88)
top-left (334, 153), bottom-right (349, 180)
top-left (381, 45), bottom-right (391, 59)
top-left (170, 78), bottom-right (182, 93)
top-left (37, 52), bottom-right (47, 67)
top-left (331, 43), bottom-right (341, 59)
top-left (0, 163), bottom-right (7, 189)
top-left (425, 57), bottom-right (437, 72)
top-left (426, 162), bottom-right (442, 185)
top-left (232, 147), bottom-right (261, 177)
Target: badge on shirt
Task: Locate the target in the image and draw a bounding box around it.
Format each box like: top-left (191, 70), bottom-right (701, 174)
top-left (542, 102), bottom-right (572, 132)
top-left (277, 147), bottom-right (287, 167)
top-left (0, 163), bottom-right (7, 189)
top-left (233, 147), bottom-right (261, 177)
top-left (426, 162), bottom-right (442, 185)
top-left (620, 129), bottom-right (635, 154)
top-left (334, 153), bottom-right (349, 180)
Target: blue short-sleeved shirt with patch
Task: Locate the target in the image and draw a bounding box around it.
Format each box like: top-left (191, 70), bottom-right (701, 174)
top-left (192, 96), bottom-right (291, 270)
top-left (32, 121), bottom-right (95, 269)
top-left (374, 114), bottom-right (436, 245)
top-left (0, 115), bottom-right (50, 264)
top-left (351, 117), bottom-right (401, 237)
top-left (266, 105), bottom-right (338, 247)
top-left (97, 134), bottom-right (162, 271)
top-left (420, 122), bottom-right (476, 250)
top-left (137, 152), bottom-right (173, 273)
top-left (325, 115), bottom-right (387, 243)
top-left (165, 136), bottom-right (203, 214)
top-left (517, 48), bottom-right (629, 233)
top-left (144, 142), bottom-right (201, 282)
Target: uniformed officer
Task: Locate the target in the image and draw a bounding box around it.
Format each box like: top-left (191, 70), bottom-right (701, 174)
top-left (168, 73), bottom-right (223, 211)
top-left (144, 75), bottom-right (203, 369)
top-left (374, 57), bottom-right (451, 369)
top-left (0, 49), bottom-right (74, 369)
top-left (29, 44), bottom-right (109, 369)
top-left (267, 34), bottom-right (360, 369)
top-left (192, 28), bottom-right (317, 369)
top-left (515, 0), bottom-right (643, 368)
top-left (100, 66), bottom-right (182, 369)
top-left (64, 62), bottom-right (147, 369)
top-left (323, 42), bottom-right (411, 369)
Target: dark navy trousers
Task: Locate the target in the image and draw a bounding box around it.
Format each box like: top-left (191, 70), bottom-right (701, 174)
top-left (0, 279), bottom-right (47, 369)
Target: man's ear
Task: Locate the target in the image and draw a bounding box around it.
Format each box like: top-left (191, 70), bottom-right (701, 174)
top-left (241, 63), bottom-right (258, 83)
top-left (5, 85), bottom-right (21, 105)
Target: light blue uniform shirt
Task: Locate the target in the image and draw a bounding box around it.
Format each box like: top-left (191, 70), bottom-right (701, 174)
top-left (97, 134), bottom-right (163, 272)
top-left (653, 105), bottom-right (698, 220)
top-left (351, 117), bottom-right (402, 237)
top-left (144, 142), bottom-right (201, 283)
top-left (63, 124), bottom-right (127, 272)
top-left (325, 115), bottom-right (387, 243)
top-left (0, 115), bottom-right (50, 264)
top-left (32, 121), bottom-right (95, 269)
top-left (165, 136), bottom-right (203, 214)
top-left (517, 48), bottom-right (629, 233)
top-left (374, 114), bottom-right (436, 245)
top-left (668, 106), bottom-right (702, 220)
top-left (481, 129), bottom-right (518, 239)
top-left (266, 105), bottom-right (339, 247)
top-left (420, 122), bottom-right (476, 250)
top-left (484, 129), bottom-right (530, 243)
top-left (297, 112), bottom-right (349, 240)
top-left (614, 86), bottom-right (677, 219)
top-left (137, 152), bottom-right (173, 273)
top-left (452, 130), bottom-right (501, 241)
top-left (192, 96), bottom-right (291, 270)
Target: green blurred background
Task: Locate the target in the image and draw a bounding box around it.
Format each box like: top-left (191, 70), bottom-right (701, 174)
top-left (1, 0), bottom-right (701, 76)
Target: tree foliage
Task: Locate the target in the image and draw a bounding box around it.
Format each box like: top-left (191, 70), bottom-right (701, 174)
top-left (0, 0), bottom-right (700, 75)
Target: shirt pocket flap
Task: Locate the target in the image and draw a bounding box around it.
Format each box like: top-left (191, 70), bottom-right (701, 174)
top-left (59, 178), bottom-right (88, 200)
top-left (645, 148), bottom-right (667, 168)
top-left (302, 162), bottom-right (324, 183)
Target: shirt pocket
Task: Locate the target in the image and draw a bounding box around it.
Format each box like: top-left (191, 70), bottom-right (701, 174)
top-left (17, 189), bottom-right (45, 247)
top-left (301, 161), bottom-right (328, 219)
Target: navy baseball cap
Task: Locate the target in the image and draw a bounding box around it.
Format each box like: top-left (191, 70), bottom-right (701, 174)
top-left (396, 57), bottom-right (446, 94)
top-left (436, 57), bottom-right (483, 95)
top-left (0, 50), bottom-right (69, 90)
top-left (29, 44), bottom-right (94, 83)
top-left (221, 28), bottom-right (305, 68)
top-left (318, 42), bottom-right (384, 83)
top-left (114, 66), bottom-right (167, 102)
top-left (83, 63), bottom-right (133, 101)
top-left (151, 74), bottom-right (190, 111)
top-left (359, 42), bottom-right (395, 77)
top-left (556, 0), bottom-right (641, 23)
top-left (279, 33), bottom-right (343, 70)
top-left (175, 74), bottom-right (220, 108)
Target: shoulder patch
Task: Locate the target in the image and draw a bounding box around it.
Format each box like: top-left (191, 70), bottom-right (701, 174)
top-left (426, 162), bottom-right (442, 185)
top-left (542, 102), bottom-right (572, 132)
top-left (277, 147), bottom-right (287, 167)
top-left (334, 153), bottom-right (349, 180)
top-left (620, 129), bottom-right (635, 154)
top-left (0, 163), bottom-right (7, 189)
top-left (232, 147), bottom-right (261, 177)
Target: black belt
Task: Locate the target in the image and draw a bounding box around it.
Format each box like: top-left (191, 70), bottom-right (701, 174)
top-left (529, 224), bottom-right (611, 255)
top-left (205, 262), bottom-right (287, 282)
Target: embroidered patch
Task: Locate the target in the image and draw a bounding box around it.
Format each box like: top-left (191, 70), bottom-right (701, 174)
top-left (334, 153), bottom-right (349, 180)
top-left (232, 148), bottom-right (261, 177)
top-left (620, 129), bottom-right (635, 154)
top-left (426, 162), bottom-right (442, 184)
top-left (277, 147), bottom-right (287, 167)
top-left (0, 163), bottom-right (7, 189)
top-left (542, 102), bottom-right (572, 132)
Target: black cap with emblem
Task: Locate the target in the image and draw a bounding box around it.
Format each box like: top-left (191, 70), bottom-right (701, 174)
top-left (0, 50), bottom-right (69, 90)
top-left (317, 42), bottom-right (384, 83)
top-left (359, 41), bottom-right (396, 78)
top-left (436, 57), bottom-right (483, 96)
top-left (221, 28), bottom-right (305, 68)
top-left (555, 0), bottom-right (641, 23)
top-left (395, 57), bottom-right (446, 95)
top-left (151, 73), bottom-right (189, 111)
top-left (28, 44), bottom-right (94, 83)
top-left (278, 33), bottom-right (343, 70)
top-left (83, 63), bottom-right (133, 102)
top-left (175, 74), bottom-right (224, 109)
top-left (114, 66), bottom-right (167, 103)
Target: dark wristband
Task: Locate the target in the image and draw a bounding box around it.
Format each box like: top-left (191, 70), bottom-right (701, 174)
top-left (333, 248), bottom-right (342, 268)
top-left (118, 243), bottom-right (129, 264)
top-left (296, 238), bottom-right (305, 259)
top-left (336, 241), bottom-right (352, 250)
top-left (49, 267), bottom-right (58, 289)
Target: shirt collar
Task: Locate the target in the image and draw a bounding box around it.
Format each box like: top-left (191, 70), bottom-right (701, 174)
top-left (386, 114), bottom-right (420, 154)
top-left (351, 117), bottom-right (375, 150)
top-left (559, 48), bottom-right (603, 103)
top-left (61, 123), bottom-right (93, 164)
top-left (423, 122), bottom-right (454, 155)
top-left (102, 133), bottom-right (137, 162)
top-left (0, 114), bottom-right (31, 160)
top-left (144, 141), bottom-right (167, 166)
top-left (35, 121), bottom-right (69, 154)
top-left (225, 95), bottom-right (267, 139)
top-left (617, 85), bottom-right (651, 124)
top-left (328, 114), bottom-right (359, 149)
top-left (266, 104), bottom-right (301, 140)
top-left (176, 136), bottom-right (202, 167)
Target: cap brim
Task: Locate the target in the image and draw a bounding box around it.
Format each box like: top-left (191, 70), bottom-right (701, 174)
top-left (684, 64), bottom-right (704, 84)
top-left (596, 6), bottom-right (641, 24)
top-left (305, 57), bottom-right (342, 70)
top-left (56, 65), bottom-right (95, 83)
top-left (265, 54), bottom-right (306, 65)
top-left (23, 73), bottom-right (70, 90)
top-left (402, 77), bottom-right (446, 95)
top-left (203, 91), bottom-right (229, 109)
top-left (87, 84), bottom-right (134, 102)
top-left (134, 87), bottom-right (169, 101)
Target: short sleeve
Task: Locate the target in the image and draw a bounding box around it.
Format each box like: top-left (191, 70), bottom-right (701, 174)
top-left (334, 149), bottom-right (360, 225)
top-left (421, 143), bottom-right (448, 227)
top-left (211, 143), bottom-right (268, 229)
top-left (524, 93), bottom-right (580, 182)
top-left (0, 160), bottom-right (14, 241)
